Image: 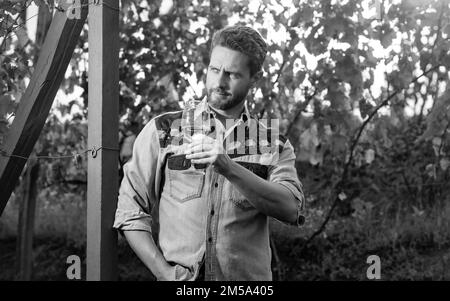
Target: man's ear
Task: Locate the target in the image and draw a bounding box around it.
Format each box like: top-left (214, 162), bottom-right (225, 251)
top-left (250, 70), bottom-right (263, 87)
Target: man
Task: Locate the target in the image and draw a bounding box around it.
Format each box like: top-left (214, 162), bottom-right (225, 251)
top-left (113, 25), bottom-right (305, 281)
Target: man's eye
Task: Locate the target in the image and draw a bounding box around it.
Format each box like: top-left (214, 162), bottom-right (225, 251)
top-left (210, 67), bottom-right (219, 72)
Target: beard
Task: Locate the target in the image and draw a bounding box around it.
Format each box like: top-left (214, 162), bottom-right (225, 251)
top-left (207, 87), bottom-right (249, 110)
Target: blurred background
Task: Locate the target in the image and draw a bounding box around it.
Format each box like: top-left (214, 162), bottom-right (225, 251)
top-left (1, 0), bottom-right (450, 280)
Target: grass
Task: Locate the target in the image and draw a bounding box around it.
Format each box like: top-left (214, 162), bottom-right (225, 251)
top-left (0, 235), bottom-right (155, 281)
top-left (2, 208), bottom-right (449, 281)
top-left (270, 201), bottom-right (450, 280)
top-left (0, 189), bottom-right (154, 281)
top-left (2, 184), bottom-right (450, 280)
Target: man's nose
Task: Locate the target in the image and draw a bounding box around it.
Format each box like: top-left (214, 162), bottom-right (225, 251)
top-left (217, 71), bottom-right (229, 89)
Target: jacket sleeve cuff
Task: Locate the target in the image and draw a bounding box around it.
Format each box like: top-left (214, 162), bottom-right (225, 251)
top-left (113, 209), bottom-right (153, 233)
top-left (276, 181), bottom-right (306, 227)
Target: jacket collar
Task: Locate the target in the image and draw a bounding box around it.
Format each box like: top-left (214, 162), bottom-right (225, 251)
top-left (198, 97), bottom-right (253, 127)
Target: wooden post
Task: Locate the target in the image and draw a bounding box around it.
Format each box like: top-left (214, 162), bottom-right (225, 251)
top-left (34, 0), bottom-right (53, 50)
top-left (86, 0), bottom-right (119, 281)
top-left (0, 0), bottom-right (88, 216)
top-left (15, 0), bottom-right (48, 282)
top-left (16, 162), bottom-right (39, 281)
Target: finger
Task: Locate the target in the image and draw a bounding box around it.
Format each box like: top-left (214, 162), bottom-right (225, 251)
top-left (208, 147), bottom-right (223, 156)
top-left (191, 134), bottom-right (214, 144)
top-left (188, 138), bottom-right (215, 149)
top-left (184, 144), bottom-right (213, 154)
top-left (191, 158), bottom-right (212, 165)
top-left (186, 151), bottom-right (212, 159)
top-left (216, 127), bottom-right (225, 147)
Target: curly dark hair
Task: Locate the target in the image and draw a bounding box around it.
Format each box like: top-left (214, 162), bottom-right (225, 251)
top-left (210, 25), bottom-right (267, 77)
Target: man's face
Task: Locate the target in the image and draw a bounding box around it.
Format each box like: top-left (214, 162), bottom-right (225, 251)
top-left (206, 46), bottom-right (255, 111)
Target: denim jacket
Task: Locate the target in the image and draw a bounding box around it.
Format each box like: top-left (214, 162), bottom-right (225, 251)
top-left (113, 98), bottom-right (305, 281)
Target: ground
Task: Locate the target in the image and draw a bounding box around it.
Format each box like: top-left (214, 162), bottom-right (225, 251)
top-left (1, 229), bottom-right (449, 281)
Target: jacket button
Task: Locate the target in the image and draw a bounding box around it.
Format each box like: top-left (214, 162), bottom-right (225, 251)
top-left (214, 183), bottom-right (218, 188)
top-left (297, 215), bottom-right (306, 226)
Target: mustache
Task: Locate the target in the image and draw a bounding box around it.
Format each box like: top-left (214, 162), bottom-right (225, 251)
top-left (211, 88), bottom-right (231, 95)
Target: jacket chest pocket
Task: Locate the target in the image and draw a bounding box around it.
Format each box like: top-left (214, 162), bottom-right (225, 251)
top-left (167, 155), bottom-right (205, 202)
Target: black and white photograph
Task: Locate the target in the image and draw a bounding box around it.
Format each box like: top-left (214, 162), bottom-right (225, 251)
top-left (1, 0), bottom-right (450, 286)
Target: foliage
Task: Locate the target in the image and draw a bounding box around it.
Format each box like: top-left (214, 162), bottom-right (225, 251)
top-left (0, 236), bottom-right (155, 280)
top-left (0, 0), bottom-right (450, 280)
top-left (2, 0), bottom-right (450, 162)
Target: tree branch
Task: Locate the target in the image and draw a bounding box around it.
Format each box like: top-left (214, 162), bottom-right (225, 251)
top-left (284, 88), bottom-right (317, 138)
top-left (401, 170), bottom-right (415, 200)
top-left (299, 64), bottom-right (442, 252)
top-left (273, 58), bottom-right (287, 88)
top-left (431, 1), bottom-right (446, 52)
top-left (437, 121), bottom-right (449, 160)
top-left (0, 1), bottom-right (33, 52)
